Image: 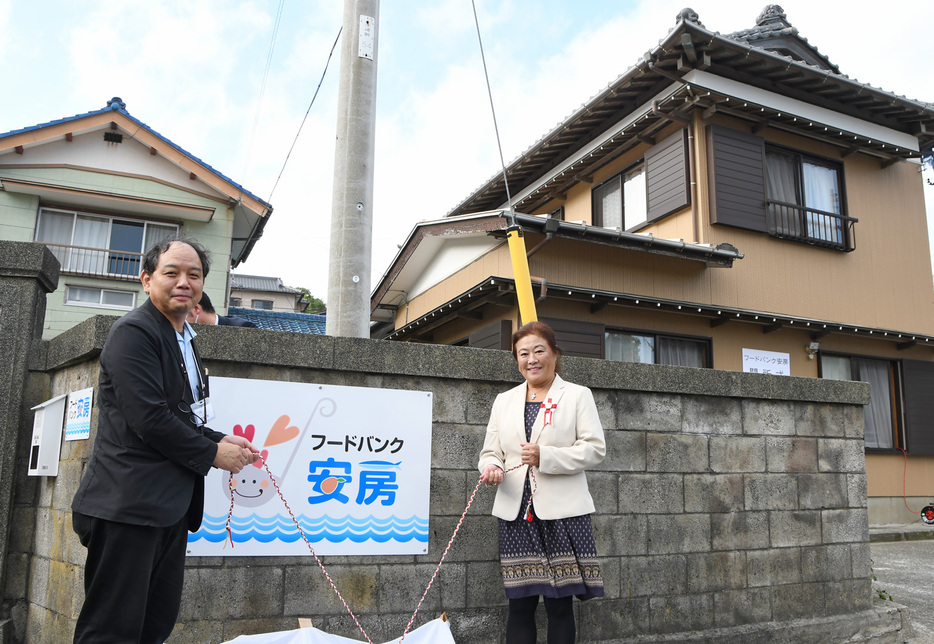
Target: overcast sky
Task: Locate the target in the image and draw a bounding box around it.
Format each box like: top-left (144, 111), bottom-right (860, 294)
top-left (1, 0), bottom-right (932, 300)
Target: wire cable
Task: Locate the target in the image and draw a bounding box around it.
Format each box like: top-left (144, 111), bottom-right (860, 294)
top-left (897, 447), bottom-right (922, 514)
top-left (266, 26), bottom-right (343, 204)
top-left (470, 0), bottom-right (514, 219)
top-left (243, 0), bottom-right (286, 181)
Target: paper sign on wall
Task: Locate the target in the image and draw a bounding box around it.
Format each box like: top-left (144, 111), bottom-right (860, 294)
top-left (742, 348), bottom-right (791, 376)
top-left (187, 377), bottom-right (433, 557)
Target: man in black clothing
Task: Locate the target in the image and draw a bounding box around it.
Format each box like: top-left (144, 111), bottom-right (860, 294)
top-left (72, 236), bottom-right (260, 643)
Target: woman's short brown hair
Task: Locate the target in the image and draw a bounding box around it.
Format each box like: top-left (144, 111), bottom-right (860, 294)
top-left (511, 321), bottom-right (562, 373)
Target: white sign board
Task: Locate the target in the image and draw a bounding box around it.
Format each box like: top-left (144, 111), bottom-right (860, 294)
top-left (65, 387), bottom-right (94, 441)
top-left (188, 378), bottom-right (433, 557)
top-left (742, 348), bottom-right (791, 376)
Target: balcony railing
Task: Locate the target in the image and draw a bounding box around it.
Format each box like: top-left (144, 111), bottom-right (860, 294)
top-left (40, 243), bottom-right (144, 281)
top-left (766, 200), bottom-right (857, 252)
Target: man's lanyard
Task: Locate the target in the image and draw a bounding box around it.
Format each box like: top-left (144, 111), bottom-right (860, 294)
top-left (176, 322), bottom-right (211, 425)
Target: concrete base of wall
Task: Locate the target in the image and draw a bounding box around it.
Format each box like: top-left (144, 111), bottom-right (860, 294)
top-left (869, 497), bottom-right (934, 526)
top-left (592, 602), bottom-right (912, 643)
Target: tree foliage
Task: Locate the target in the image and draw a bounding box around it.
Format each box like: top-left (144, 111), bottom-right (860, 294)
top-left (298, 287), bottom-right (326, 314)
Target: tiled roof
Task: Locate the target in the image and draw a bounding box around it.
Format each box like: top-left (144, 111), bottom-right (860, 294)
top-left (230, 273), bottom-right (301, 294)
top-left (444, 5), bottom-right (934, 218)
top-left (0, 97), bottom-right (270, 210)
top-left (724, 4), bottom-right (840, 73)
top-left (228, 307), bottom-right (326, 334)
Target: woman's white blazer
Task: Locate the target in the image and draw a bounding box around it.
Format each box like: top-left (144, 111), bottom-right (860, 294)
top-left (477, 373), bottom-right (606, 521)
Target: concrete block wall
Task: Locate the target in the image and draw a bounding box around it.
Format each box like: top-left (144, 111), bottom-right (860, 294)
top-left (1, 269), bottom-right (905, 643)
top-left (577, 395), bottom-right (872, 642)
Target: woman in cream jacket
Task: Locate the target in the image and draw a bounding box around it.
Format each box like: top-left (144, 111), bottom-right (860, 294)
top-left (478, 321), bottom-right (605, 644)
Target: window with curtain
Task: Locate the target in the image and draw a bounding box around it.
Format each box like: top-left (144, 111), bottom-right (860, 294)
top-left (252, 299), bottom-right (274, 310)
top-left (605, 330), bottom-right (709, 367)
top-left (592, 161), bottom-right (647, 229)
top-left (765, 146), bottom-right (844, 245)
top-left (35, 209), bottom-right (178, 277)
top-left (820, 354), bottom-right (897, 450)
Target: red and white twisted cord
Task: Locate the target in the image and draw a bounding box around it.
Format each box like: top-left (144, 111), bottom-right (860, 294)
top-left (224, 460), bottom-right (539, 643)
top-left (226, 464), bottom-right (376, 644)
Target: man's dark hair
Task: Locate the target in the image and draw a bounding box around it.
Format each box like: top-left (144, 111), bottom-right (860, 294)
top-left (141, 234), bottom-right (211, 278)
top-left (198, 292), bottom-right (217, 314)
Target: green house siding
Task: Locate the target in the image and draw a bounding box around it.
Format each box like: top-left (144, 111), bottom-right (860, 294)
top-left (0, 190), bottom-right (40, 241)
top-left (1, 168), bottom-right (237, 339)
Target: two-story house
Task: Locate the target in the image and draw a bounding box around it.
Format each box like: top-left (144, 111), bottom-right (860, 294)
top-left (370, 6), bottom-right (934, 526)
top-left (0, 97), bottom-right (271, 338)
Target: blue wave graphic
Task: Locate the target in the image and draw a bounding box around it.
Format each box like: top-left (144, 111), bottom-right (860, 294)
top-left (189, 514), bottom-right (429, 544)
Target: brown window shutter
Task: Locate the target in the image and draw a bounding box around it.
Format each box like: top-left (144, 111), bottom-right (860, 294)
top-left (706, 124), bottom-right (768, 232)
top-left (645, 128), bottom-right (690, 221)
top-left (542, 317), bottom-right (605, 359)
top-left (902, 359), bottom-right (934, 455)
top-left (469, 319), bottom-right (512, 351)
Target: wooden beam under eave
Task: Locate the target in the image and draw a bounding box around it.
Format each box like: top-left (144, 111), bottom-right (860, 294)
top-left (189, 172), bottom-right (197, 181)
top-left (14, 145), bottom-right (24, 155)
top-left (150, 147), bottom-right (158, 156)
top-left (590, 301), bottom-right (607, 314)
top-left (65, 133), bottom-right (73, 142)
top-left (751, 120), bottom-right (769, 134)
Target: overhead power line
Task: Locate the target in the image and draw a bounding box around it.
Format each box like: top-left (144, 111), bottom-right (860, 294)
top-left (243, 0), bottom-right (286, 181)
top-left (266, 26), bottom-right (343, 204)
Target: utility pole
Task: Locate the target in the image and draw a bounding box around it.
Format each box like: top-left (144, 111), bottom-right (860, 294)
top-left (326, 0), bottom-right (379, 338)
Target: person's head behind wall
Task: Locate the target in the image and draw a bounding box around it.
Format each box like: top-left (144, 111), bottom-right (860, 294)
top-left (187, 291), bottom-right (219, 325)
top-left (141, 235), bottom-right (212, 331)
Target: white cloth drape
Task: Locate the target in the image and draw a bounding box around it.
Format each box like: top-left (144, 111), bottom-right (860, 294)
top-left (221, 617), bottom-right (455, 644)
top-left (657, 337), bottom-right (705, 368)
top-left (623, 165), bottom-right (647, 229)
top-left (853, 358), bottom-right (894, 450)
top-left (71, 216), bottom-right (108, 273)
top-left (802, 161), bottom-right (842, 243)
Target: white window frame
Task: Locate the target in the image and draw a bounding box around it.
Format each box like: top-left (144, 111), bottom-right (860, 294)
top-left (64, 285), bottom-right (137, 311)
top-left (592, 160), bottom-right (647, 230)
top-left (34, 208), bottom-right (178, 278)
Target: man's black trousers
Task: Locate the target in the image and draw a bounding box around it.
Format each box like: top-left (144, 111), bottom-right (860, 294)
top-left (73, 512), bottom-right (188, 644)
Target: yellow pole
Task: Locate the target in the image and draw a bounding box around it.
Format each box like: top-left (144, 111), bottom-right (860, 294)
top-left (506, 225), bottom-right (538, 324)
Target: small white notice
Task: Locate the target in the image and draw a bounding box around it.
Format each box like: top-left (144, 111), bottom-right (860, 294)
top-left (358, 15), bottom-right (375, 59)
top-left (65, 387), bottom-right (94, 441)
top-left (742, 348), bottom-right (791, 376)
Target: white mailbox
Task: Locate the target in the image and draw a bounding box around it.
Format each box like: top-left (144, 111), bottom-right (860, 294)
top-left (28, 394), bottom-right (67, 476)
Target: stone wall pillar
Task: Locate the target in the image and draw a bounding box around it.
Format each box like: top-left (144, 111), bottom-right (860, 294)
top-left (0, 242), bottom-right (59, 642)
